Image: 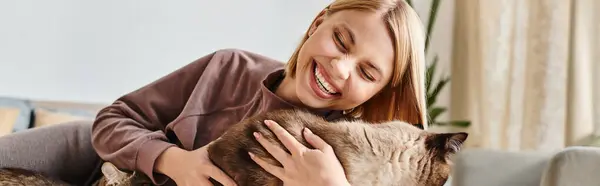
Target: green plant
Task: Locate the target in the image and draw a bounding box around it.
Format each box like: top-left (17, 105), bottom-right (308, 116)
top-left (406, 0), bottom-right (470, 128)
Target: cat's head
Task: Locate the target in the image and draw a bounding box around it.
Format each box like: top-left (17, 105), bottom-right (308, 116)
top-left (356, 121), bottom-right (469, 186)
top-left (419, 131), bottom-right (468, 185)
top-left (95, 162), bottom-right (154, 186)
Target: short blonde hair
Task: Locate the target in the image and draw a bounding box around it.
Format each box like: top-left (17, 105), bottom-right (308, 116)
top-left (284, 0), bottom-right (428, 129)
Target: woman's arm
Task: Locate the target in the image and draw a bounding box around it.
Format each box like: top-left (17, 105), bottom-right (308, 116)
top-left (91, 51), bottom-right (219, 184)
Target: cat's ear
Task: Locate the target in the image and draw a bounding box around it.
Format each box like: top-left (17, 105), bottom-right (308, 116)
top-left (426, 132), bottom-right (468, 157)
top-left (101, 162), bottom-right (127, 182)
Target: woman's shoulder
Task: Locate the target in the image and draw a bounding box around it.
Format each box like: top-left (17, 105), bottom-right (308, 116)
top-left (208, 48), bottom-right (285, 72)
top-left (205, 48), bottom-right (285, 83)
top-left (186, 48), bottom-right (286, 113)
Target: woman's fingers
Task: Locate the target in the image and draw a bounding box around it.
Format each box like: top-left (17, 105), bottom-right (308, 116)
top-left (303, 128), bottom-right (332, 152)
top-left (206, 165), bottom-right (238, 186)
top-left (264, 120), bottom-right (306, 155)
top-left (249, 152), bottom-right (286, 180)
top-left (254, 132), bottom-right (291, 166)
top-left (195, 177), bottom-right (215, 186)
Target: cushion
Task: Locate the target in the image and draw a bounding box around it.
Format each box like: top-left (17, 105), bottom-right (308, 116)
top-left (32, 108), bottom-right (95, 128)
top-left (0, 97), bottom-right (33, 133)
top-left (0, 108), bottom-right (21, 136)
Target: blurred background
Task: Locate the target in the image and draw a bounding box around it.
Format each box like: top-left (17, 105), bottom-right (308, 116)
top-left (0, 0), bottom-right (598, 152)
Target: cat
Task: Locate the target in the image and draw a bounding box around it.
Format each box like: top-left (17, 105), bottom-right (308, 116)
top-left (0, 108), bottom-right (468, 186)
top-left (207, 109), bottom-right (467, 186)
top-left (0, 162), bottom-right (152, 186)
top-left (92, 162), bottom-right (154, 186)
top-left (0, 167), bottom-right (71, 186)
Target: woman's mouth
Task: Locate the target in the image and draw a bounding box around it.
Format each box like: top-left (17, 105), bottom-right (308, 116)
top-left (310, 60), bottom-right (341, 99)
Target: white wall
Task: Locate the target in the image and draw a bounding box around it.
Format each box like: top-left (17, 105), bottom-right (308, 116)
top-left (0, 0), bottom-right (453, 111)
top-left (412, 0), bottom-right (455, 122)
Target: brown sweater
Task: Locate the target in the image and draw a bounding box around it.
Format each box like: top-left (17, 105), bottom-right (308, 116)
top-left (91, 48), bottom-right (345, 185)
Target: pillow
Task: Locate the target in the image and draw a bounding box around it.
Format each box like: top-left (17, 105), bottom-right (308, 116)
top-left (0, 108), bottom-right (21, 136)
top-left (32, 108), bottom-right (94, 128)
top-left (0, 97), bottom-right (33, 133)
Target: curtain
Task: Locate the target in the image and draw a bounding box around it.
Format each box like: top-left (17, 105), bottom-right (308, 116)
top-left (449, 0), bottom-right (600, 151)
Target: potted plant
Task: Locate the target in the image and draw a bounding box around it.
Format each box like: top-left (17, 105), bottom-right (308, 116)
top-left (406, 0), bottom-right (471, 129)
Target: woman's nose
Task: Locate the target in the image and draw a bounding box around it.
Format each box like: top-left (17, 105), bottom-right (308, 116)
top-left (330, 58), bottom-right (353, 80)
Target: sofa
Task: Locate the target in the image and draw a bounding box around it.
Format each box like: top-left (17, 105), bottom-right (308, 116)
top-left (0, 96), bottom-right (105, 137)
top-left (449, 145), bottom-right (600, 186)
top-left (3, 96), bottom-right (600, 186)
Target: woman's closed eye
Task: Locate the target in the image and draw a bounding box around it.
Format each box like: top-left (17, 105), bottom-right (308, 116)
top-left (333, 29), bottom-right (348, 53)
top-left (359, 66), bottom-right (375, 81)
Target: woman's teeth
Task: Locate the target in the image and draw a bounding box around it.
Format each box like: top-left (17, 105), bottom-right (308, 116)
top-left (314, 65), bottom-right (338, 95)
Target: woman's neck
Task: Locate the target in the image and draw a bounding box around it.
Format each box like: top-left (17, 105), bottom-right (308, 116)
top-left (274, 75), bottom-right (302, 106)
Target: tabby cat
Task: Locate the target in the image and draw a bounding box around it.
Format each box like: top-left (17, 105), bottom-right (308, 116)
top-left (0, 167), bottom-right (71, 186)
top-left (0, 162), bottom-right (152, 186)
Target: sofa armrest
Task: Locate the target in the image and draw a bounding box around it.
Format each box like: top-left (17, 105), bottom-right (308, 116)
top-left (540, 146), bottom-right (600, 186)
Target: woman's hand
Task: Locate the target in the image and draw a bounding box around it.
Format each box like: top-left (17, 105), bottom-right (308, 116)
top-left (155, 145), bottom-right (237, 186)
top-left (250, 120), bottom-right (351, 186)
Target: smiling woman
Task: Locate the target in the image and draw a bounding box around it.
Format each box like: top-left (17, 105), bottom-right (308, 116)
top-left (0, 0), bottom-right (428, 186)
top-left (251, 0), bottom-right (429, 185)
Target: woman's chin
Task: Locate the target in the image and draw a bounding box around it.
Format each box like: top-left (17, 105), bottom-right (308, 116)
top-left (297, 94), bottom-right (330, 109)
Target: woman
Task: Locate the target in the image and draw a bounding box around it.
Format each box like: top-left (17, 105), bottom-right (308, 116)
top-left (93, 0), bottom-right (426, 185)
top-left (0, 0), bottom-right (426, 186)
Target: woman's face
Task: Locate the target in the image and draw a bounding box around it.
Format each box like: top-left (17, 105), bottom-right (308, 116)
top-left (294, 10), bottom-right (395, 110)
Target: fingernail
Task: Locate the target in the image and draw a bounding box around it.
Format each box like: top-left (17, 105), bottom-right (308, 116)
top-left (304, 128), bottom-right (313, 134)
top-left (263, 120), bottom-right (271, 126)
top-left (253, 132), bottom-right (260, 138)
top-left (248, 152), bottom-right (255, 158)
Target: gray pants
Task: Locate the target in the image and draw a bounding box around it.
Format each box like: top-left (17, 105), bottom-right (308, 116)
top-left (0, 120), bottom-right (102, 186)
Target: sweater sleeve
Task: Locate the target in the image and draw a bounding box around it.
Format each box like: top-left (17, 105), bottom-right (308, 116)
top-left (91, 50), bottom-right (222, 185)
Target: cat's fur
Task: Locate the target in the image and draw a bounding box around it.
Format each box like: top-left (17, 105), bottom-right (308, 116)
top-left (0, 109), bottom-right (468, 186)
top-left (92, 162), bottom-right (154, 186)
top-left (0, 167), bottom-right (71, 186)
top-left (0, 162), bottom-right (151, 186)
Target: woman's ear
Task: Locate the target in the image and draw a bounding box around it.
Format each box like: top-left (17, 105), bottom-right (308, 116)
top-left (308, 9), bottom-right (328, 36)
